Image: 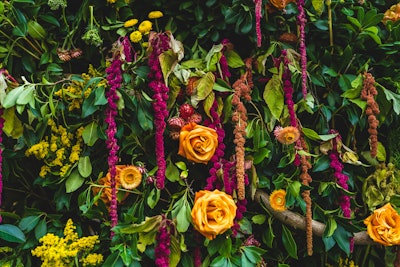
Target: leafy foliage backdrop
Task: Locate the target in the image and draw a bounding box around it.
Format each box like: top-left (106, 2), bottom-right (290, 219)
top-left (1, 0), bottom-right (400, 266)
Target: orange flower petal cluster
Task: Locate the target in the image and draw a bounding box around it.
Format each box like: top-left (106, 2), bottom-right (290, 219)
top-left (269, 189), bottom-right (287, 211)
top-left (119, 165), bottom-right (142, 190)
top-left (274, 126), bottom-right (300, 145)
top-left (191, 190), bottom-right (237, 240)
top-left (178, 122), bottom-right (218, 164)
top-left (92, 165), bottom-right (141, 206)
top-left (364, 203), bottom-right (400, 246)
top-left (269, 0), bottom-right (296, 10)
top-left (383, 3), bottom-right (400, 24)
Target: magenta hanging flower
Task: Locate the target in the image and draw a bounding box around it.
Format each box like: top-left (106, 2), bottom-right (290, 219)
top-left (254, 0), bottom-right (262, 47)
top-left (328, 130), bottom-right (354, 251)
top-left (155, 222), bottom-right (171, 267)
top-left (297, 0), bottom-right (308, 99)
top-left (105, 36), bottom-right (132, 235)
top-left (148, 33), bottom-right (171, 190)
top-left (0, 108), bottom-right (4, 224)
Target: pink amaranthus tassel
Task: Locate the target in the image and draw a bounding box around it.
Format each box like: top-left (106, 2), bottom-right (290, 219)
top-left (297, 0), bottom-right (308, 99)
top-left (105, 37), bottom-right (132, 237)
top-left (254, 0), bottom-right (262, 47)
top-left (148, 33), bottom-right (171, 190)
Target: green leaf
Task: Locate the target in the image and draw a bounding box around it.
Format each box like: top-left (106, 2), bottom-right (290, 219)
top-left (147, 188), bottom-right (160, 209)
top-left (225, 50), bottom-right (244, 68)
top-left (262, 217), bottom-right (275, 248)
top-left (82, 122), bottom-right (99, 146)
top-left (78, 156), bottom-right (92, 178)
top-left (213, 78), bottom-right (234, 92)
top-left (16, 84), bottom-right (35, 105)
top-left (263, 74), bottom-right (283, 120)
top-left (166, 158), bottom-right (180, 182)
top-left (81, 91), bottom-right (98, 118)
top-left (203, 91), bottom-right (215, 119)
top-left (94, 86), bottom-right (108, 105)
top-left (27, 20), bottom-right (46, 40)
top-left (333, 225), bottom-right (352, 256)
top-left (2, 85), bottom-right (25, 108)
top-left (18, 215), bottom-right (40, 232)
top-left (251, 214), bottom-right (266, 225)
top-left (0, 224), bottom-right (26, 243)
top-left (118, 215), bottom-right (162, 234)
top-left (311, 0), bottom-right (324, 15)
top-left (65, 169), bottom-right (85, 193)
top-left (381, 86), bottom-right (400, 115)
top-left (169, 235), bottom-right (181, 267)
top-left (282, 224), bottom-right (298, 259)
top-left (2, 107), bottom-right (24, 139)
top-left (191, 72), bottom-right (215, 108)
top-left (323, 217), bottom-right (337, 237)
top-left (172, 195), bottom-right (192, 232)
top-left (159, 49), bottom-right (178, 84)
top-left (34, 218), bottom-right (47, 240)
top-left (302, 127), bottom-right (337, 141)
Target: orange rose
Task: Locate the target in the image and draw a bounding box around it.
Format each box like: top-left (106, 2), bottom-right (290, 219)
top-left (178, 122), bottom-right (218, 164)
top-left (191, 189), bottom-right (237, 240)
top-left (269, 0), bottom-right (296, 10)
top-left (364, 203), bottom-right (400, 246)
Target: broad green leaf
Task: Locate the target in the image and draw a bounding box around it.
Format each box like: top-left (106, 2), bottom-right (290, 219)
top-left (78, 156), bottom-right (92, 178)
top-left (82, 122), bottom-right (99, 146)
top-left (147, 188), bottom-right (160, 209)
top-left (2, 107), bottom-right (24, 139)
top-left (203, 91), bottom-right (215, 119)
top-left (159, 50), bottom-right (178, 84)
top-left (172, 195), bottom-right (192, 232)
top-left (347, 16), bottom-right (362, 29)
top-left (225, 50), bottom-right (244, 68)
top-left (0, 224), bottom-right (26, 243)
top-left (282, 224), bottom-right (298, 259)
top-left (169, 235), bottom-right (181, 267)
top-left (191, 72), bottom-right (215, 108)
top-left (323, 217), bottom-right (337, 237)
top-left (333, 225), bottom-right (352, 255)
top-left (166, 158), bottom-right (180, 182)
top-left (18, 215), bottom-right (40, 232)
top-left (16, 84), bottom-right (35, 105)
top-left (27, 20), bottom-right (46, 40)
top-left (34, 218), bottom-right (47, 240)
top-left (251, 214), bottom-right (266, 225)
top-left (2, 85), bottom-right (25, 108)
top-left (263, 74), bottom-right (283, 120)
top-left (118, 215), bottom-right (162, 234)
top-left (381, 86), bottom-right (400, 115)
top-left (65, 169), bottom-right (85, 193)
top-left (312, 0), bottom-right (324, 15)
top-left (302, 127), bottom-right (337, 141)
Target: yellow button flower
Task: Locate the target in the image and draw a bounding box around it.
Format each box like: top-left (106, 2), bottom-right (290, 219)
top-left (148, 11), bottom-right (163, 19)
top-left (124, 19), bottom-right (138, 27)
top-left (138, 20), bottom-right (152, 34)
top-left (129, 30), bottom-right (142, 43)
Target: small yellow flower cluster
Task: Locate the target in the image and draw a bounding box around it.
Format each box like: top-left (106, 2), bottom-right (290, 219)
top-left (25, 118), bottom-right (85, 178)
top-left (25, 140), bottom-right (50, 160)
top-left (124, 11), bottom-right (163, 43)
top-left (54, 64), bottom-right (106, 111)
top-left (31, 219), bottom-right (103, 267)
top-left (338, 257), bottom-right (358, 267)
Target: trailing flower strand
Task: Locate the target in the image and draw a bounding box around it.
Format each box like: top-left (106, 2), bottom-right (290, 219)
top-left (148, 33), bottom-right (171, 189)
top-left (105, 37), bottom-right (131, 235)
top-left (297, 0), bottom-right (308, 99)
top-left (231, 58), bottom-right (253, 200)
top-left (254, 0), bottom-right (262, 47)
top-left (361, 72), bottom-right (380, 158)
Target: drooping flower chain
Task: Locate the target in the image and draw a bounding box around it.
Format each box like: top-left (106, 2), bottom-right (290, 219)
top-left (361, 72), bottom-right (380, 158)
top-left (105, 58), bottom-right (123, 235)
top-left (0, 108), bottom-right (4, 223)
top-left (155, 223), bottom-right (171, 267)
top-left (298, 135), bottom-right (313, 256)
top-left (204, 99), bottom-right (225, 191)
top-left (254, 0), bottom-right (262, 47)
top-left (328, 130), bottom-right (354, 251)
top-left (148, 33), bottom-right (171, 189)
top-left (297, 0), bottom-right (308, 99)
top-left (231, 58), bottom-right (253, 200)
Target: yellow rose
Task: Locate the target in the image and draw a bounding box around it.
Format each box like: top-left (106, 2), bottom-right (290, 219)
top-left (364, 203), bottom-right (400, 246)
top-left (178, 122), bottom-right (218, 164)
top-left (269, 0), bottom-right (296, 10)
top-left (191, 190), bottom-right (237, 240)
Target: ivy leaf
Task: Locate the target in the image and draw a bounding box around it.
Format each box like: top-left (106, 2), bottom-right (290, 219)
top-left (0, 224), bottom-right (26, 243)
top-left (263, 74), bottom-right (283, 120)
top-left (282, 224), bottom-right (298, 259)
